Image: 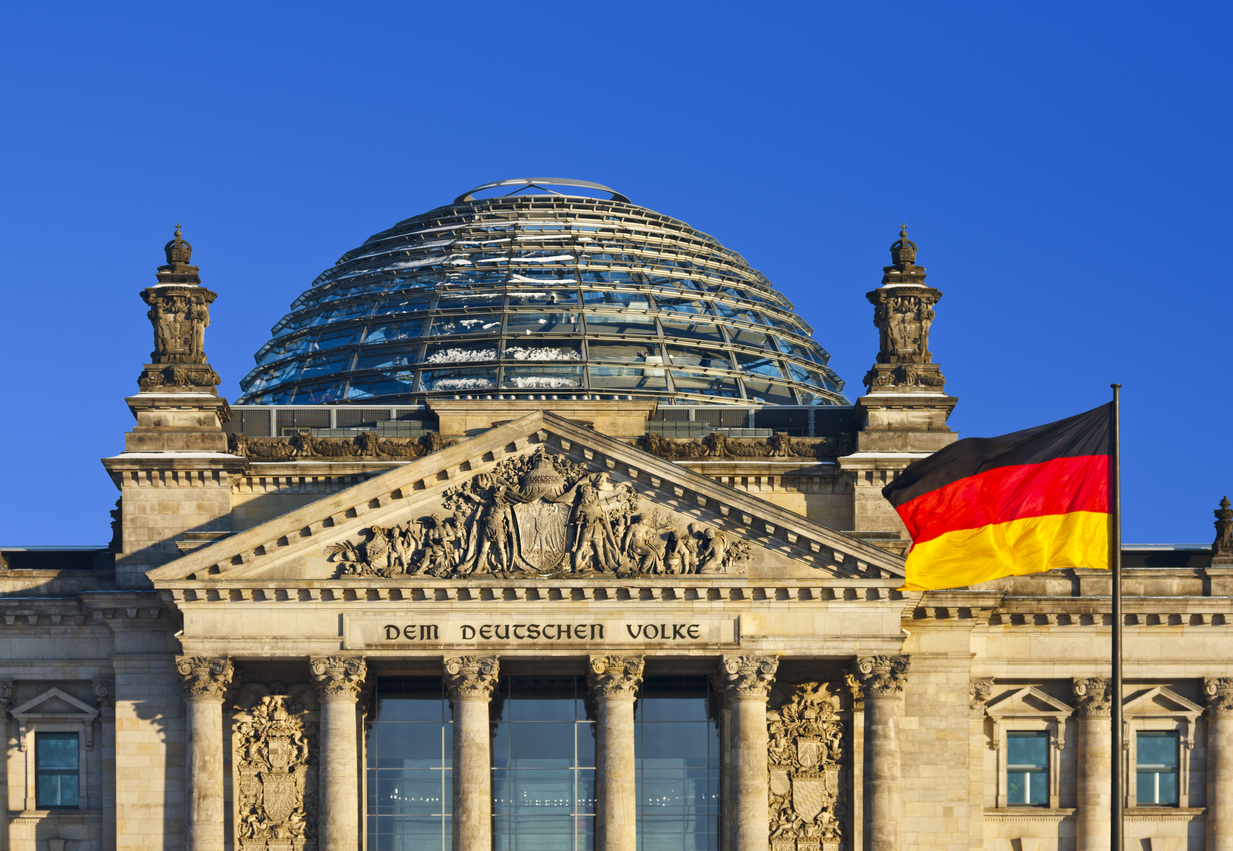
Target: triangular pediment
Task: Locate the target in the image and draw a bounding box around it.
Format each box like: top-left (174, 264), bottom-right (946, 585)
top-left (986, 686), bottom-right (1073, 719)
top-left (1123, 686), bottom-right (1203, 719)
top-left (148, 411), bottom-right (904, 586)
top-left (11, 687), bottom-right (99, 721)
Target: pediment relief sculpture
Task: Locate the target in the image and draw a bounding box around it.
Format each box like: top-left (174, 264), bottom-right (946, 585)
top-left (768, 682), bottom-right (847, 851)
top-left (324, 449), bottom-right (751, 579)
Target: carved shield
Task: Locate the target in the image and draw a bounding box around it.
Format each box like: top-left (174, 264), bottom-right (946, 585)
top-left (262, 772), bottom-right (298, 824)
top-left (267, 736), bottom-right (294, 771)
top-left (795, 738), bottom-right (823, 770)
top-left (791, 773), bottom-right (826, 823)
top-left (514, 501), bottom-right (569, 572)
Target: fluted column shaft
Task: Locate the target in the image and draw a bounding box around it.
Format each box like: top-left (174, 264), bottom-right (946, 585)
top-left (176, 657), bottom-right (234, 851)
top-left (1207, 678), bottom-right (1233, 851)
top-left (1073, 677), bottom-right (1112, 851)
top-left (311, 656), bottom-right (367, 851)
top-left (588, 656), bottom-right (644, 851)
top-left (445, 656), bottom-right (500, 851)
top-left (854, 655), bottom-right (909, 851)
top-left (721, 655), bottom-right (778, 851)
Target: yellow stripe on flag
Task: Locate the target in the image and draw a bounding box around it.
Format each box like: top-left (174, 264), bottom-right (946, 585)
top-left (903, 510), bottom-right (1110, 592)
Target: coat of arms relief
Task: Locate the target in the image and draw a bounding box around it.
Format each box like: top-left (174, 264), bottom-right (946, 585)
top-left (325, 449), bottom-right (751, 579)
top-left (233, 685), bottom-right (317, 851)
top-left (768, 682), bottom-right (847, 851)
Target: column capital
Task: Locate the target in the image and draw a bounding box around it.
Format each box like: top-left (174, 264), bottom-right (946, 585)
top-left (176, 655), bottom-right (234, 701)
top-left (310, 655), bottom-right (367, 701)
top-left (720, 654), bottom-right (778, 698)
top-left (444, 655), bottom-right (499, 700)
top-left (587, 655), bottom-right (644, 700)
top-left (970, 677), bottom-right (995, 718)
top-left (1072, 676), bottom-right (1112, 717)
top-left (853, 655), bottom-right (910, 699)
top-left (1205, 677), bottom-right (1233, 717)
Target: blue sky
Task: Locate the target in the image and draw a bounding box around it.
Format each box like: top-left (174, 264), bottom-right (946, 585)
top-left (1, 2), bottom-right (1229, 545)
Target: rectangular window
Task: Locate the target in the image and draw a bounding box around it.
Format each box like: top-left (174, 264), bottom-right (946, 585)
top-left (491, 675), bottom-right (594, 851)
top-left (635, 676), bottom-right (720, 851)
top-left (366, 678), bottom-right (452, 851)
top-left (1137, 731), bottom-right (1179, 806)
top-left (1006, 731), bottom-right (1048, 806)
top-left (35, 733), bottom-right (79, 809)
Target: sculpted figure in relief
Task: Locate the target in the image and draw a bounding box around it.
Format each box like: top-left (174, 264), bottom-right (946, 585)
top-left (325, 448), bottom-right (753, 580)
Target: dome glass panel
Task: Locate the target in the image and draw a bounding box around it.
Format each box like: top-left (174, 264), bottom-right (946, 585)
top-left (237, 179), bottom-right (848, 406)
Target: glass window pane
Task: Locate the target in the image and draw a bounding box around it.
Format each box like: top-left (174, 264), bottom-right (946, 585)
top-left (663, 346), bottom-right (730, 371)
top-left (589, 366), bottom-right (668, 393)
top-left (429, 314), bottom-right (503, 336)
top-left (508, 309), bottom-right (584, 334)
top-left (1137, 732), bottom-right (1178, 767)
top-left (502, 366), bottom-right (583, 392)
top-left (583, 313), bottom-right (658, 335)
top-left (1007, 772), bottom-right (1027, 805)
top-left (670, 371), bottom-right (741, 399)
top-left (420, 367), bottom-right (496, 392)
top-left (373, 724), bottom-right (445, 769)
top-left (503, 342), bottom-right (582, 363)
top-left (1007, 732), bottom-right (1048, 768)
top-left (509, 723), bottom-right (576, 768)
top-left (37, 735), bottom-right (79, 770)
top-left (506, 290), bottom-right (579, 307)
top-left (658, 317), bottom-right (727, 344)
top-left (1157, 771), bottom-right (1178, 806)
top-left (424, 343), bottom-right (498, 365)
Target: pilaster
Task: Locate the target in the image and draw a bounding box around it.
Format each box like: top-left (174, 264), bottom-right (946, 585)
top-left (310, 656), bottom-right (366, 851)
top-left (176, 657), bottom-right (233, 851)
top-left (1073, 677), bottom-right (1112, 851)
top-left (853, 654), bottom-right (909, 851)
top-left (587, 655), bottom-right (644, 851)
top-left (720, 655), bottom-right (778, 851)
top-left (444, 656), bottom-right (499, 851)
top-left (1205, 677), bottom-right (1233, 851)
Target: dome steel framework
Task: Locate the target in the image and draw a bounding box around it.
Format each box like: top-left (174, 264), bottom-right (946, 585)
top-left (237, 180), bottom-right (848, 406)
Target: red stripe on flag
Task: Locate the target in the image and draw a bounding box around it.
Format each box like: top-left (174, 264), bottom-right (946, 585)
top-left (895, 454), bottom-right (1109, 545)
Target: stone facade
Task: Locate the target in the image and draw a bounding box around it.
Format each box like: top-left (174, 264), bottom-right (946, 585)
top-left (1, 225), bottom-right (1230, 851)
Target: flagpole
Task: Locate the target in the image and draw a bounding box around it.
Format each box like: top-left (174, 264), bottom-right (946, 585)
top-left (1110, 384), bottom-right (1123, 851)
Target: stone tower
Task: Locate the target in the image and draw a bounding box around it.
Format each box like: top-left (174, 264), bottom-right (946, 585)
top-left (102, 227), bottom-right (243, 588)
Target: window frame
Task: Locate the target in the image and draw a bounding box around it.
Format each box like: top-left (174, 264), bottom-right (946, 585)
top-left (9, 686), bottom-right (99, 813)
top-left (34, 732), bottom-right (81, 809)
top-left (1122, 686), bottom-right (1203, 810)
top-left (984, 685), bottom-right (1074, 810)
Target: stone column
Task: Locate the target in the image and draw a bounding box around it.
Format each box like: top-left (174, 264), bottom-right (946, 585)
top-left (1206, 678), bottom-right (1233, 851)
top-left (720, 655), bottom-right (778, 851)
top-left (969, 678), bottom-right (994, 851)
top-left (853, 655), bottom-right (910, 851)
top-left (93, 680), bottom-right (116, 848)
top-left (1073, 677), bottom-right (1112, 851)
top-left (310, 656), bottom-right (367, 851)
top-left (587, 656), bottom-right (645, 851)
top-left (444, 656), bottom-right (500, 851)
top-left (175, 657), bottom-right (234, 851)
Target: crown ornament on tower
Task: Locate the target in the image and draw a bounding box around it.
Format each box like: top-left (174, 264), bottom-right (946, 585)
top-left (137, 225), bottom-right (222, 393)
top-left (862, 224), bottom-right (946, 392)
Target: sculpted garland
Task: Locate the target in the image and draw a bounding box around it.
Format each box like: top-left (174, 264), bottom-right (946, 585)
top-left (325, 449), bottom-right (751, 579)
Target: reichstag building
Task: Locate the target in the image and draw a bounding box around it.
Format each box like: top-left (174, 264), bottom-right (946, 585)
top-left (1, 179), bottom-right (1230, 851)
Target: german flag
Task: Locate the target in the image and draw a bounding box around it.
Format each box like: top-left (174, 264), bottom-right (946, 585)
top-left (883, 404), bottom-right (1111, 592)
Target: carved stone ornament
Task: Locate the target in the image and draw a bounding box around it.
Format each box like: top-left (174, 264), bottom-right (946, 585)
top-left (0, 679), bottom-right (13, 717)
top-left (636, 431), bottom-right (837, 462)
top-left (862, 226), bottom-right (945, 392)
top-left (767, 683), bottom-right (847, 851)
top-left (853, 655), bottom-right (910, 699)
top-left (970, 678), bottom-right (995, 717)
top-left (587, 655), bottom-right (645, 699)
top-left (443, 656), bottom-right (500, 700)
top-left (308, 656), bottom-right (366, 701)
top-left (721, 655), bottom-right (779, 699)
top-left (1213, 496), bottom-right (1233, 564)
top-left (1072, 677), bottom-right (1113, 717)
top-left (233, 685), bottom-right (317, 851)
top-left (229, 430), bottom-right (454, 461)
top-left (108, 498), bottom-right (122, 554)
top-left (92, 680), bottom-right (115, 709)
top-left (176, 656), bottom-right (235, 700)
top-left (324, 448), bottom-right (752, 580)
top-left (1205, 677), bottom-right (1233, 717)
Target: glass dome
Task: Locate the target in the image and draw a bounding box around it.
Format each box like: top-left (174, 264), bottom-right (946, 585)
top-left (237, 179), bottom-right (847, 406)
